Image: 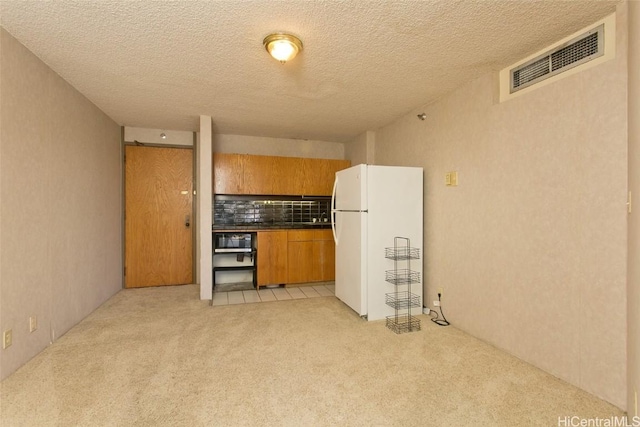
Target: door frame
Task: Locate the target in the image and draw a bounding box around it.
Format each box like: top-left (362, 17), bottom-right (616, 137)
top-left (120, 128), bottom-right (197, 288)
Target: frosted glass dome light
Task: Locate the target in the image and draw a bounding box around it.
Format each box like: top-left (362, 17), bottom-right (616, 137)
top-left (263, 33), bottom-right (303, 64)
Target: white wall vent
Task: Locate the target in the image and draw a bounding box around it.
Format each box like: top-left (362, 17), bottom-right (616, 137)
top-left (499, 13), bottom-right (615, 102)
top-left (511, 25), bottom-right (603, 93)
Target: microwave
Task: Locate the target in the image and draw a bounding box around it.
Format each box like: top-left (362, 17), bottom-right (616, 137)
top-left (214, 232), bottom-right (255, 253)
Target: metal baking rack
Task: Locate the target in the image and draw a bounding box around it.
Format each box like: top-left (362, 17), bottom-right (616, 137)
top-left (384, 237), bottom-right (421, 334)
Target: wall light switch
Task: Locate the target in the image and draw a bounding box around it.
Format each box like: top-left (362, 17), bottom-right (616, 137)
top-left (445, 172), bottom-right (458, 186)
top-left (3, 329), bottom-right (12, 349)
top-left (450, 171), bottom-right (458, 186)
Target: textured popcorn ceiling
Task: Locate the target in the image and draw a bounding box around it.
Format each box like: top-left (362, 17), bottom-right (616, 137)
top-left (0, 0), bottom-right (621, 142)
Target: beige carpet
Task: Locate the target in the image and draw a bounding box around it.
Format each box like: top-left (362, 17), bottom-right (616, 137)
top-left (0, 285), bottom-right (624, 426)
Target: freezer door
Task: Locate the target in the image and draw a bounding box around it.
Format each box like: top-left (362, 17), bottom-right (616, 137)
top-left (333, 164), bottom-right (367, 211)
top-left (334, 210), bottom-right (367, 317)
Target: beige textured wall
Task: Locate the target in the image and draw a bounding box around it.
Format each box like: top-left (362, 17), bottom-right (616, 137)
top-left (213, 134), bottom-right (344, 159)
top-left (345, 132), bottom-right (368, 165)
top-left (628, 0), bottom-right (640, 417)
top-left (198, 116), bottom-right (213, 301)
top-left (345, 131), bottom-right (375, 165)
top-left (123, 126), bottom-right (194, 146)
top-left (0, 29), bottom-right (122, 380)
top-left (374, 9), bottom-right (628, 408)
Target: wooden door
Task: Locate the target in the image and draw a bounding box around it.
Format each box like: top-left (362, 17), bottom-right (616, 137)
top-left (125, 145), bottom-right (193, 288)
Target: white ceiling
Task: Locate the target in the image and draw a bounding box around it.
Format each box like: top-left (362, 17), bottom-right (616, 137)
top-left (0, 0), bottom-right (621, 143)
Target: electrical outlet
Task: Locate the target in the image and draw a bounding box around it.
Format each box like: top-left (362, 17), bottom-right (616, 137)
top-left (433, 300), bottom-right (440, 307)
top-left (29, 316), bottom-right (37, 333)
top-left (437, 287), bottom-right (444, 296)
top-left (3, 329), bottom-right (12, 349)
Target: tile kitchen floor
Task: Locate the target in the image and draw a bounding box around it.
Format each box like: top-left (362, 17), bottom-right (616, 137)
top-left (211, 284), bottom-right (335, 306)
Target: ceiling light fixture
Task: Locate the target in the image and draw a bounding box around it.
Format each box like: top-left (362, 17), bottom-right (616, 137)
top-left (263, 33), bottom-right (303, 64)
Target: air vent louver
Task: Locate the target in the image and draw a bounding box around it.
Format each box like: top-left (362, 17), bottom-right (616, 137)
top-left (510, 24), bottom-right (604, 93)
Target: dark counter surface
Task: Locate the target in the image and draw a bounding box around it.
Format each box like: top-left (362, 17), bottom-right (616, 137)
top-left (212, 223), bottom-right (331, 232)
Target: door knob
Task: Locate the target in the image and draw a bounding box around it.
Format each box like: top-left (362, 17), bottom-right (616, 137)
top-left (185, 215), bottom-right (190, 228)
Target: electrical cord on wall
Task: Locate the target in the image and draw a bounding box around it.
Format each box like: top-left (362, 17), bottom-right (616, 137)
top-left (430, 293), bottom-right (450, 327)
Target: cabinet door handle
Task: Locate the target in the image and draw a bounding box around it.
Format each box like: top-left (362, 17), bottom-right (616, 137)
top-left (185, 215), bottom-right (190, 228)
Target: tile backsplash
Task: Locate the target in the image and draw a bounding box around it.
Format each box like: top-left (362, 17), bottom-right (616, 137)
top-left (213, 195), bottom-right (331, 227)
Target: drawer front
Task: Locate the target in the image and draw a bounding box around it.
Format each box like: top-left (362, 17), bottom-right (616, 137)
top-left (287, 230), bottom-right (315, 241)
top-left (313, 229), bottom-right (333, 241)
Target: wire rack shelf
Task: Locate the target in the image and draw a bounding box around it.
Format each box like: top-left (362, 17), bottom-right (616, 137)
top-left (385, 236), bottom-right (421, 334)
top-left (384, 246), bottom-right (420, 261)
top-left (385, 291), bottom-right (421, 310)
top-left (386, 314), bottom-right (422, 334)
top-left (385, 269), bottom-right (421, 286)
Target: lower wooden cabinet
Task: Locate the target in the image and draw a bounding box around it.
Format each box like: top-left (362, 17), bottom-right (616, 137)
top-left (287, 241), bottom-right (315, 283)
top-left (257, 231), bottom-right (288, 288)
top-left (256, 229), bottom-right (335, 288)
top-left (312, 239), bottom-right (335, 282)
top-left (287, 229), bottom-right (335, 284)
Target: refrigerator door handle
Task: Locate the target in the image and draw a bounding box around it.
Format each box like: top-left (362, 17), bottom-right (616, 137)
top-left (331, 176), bottom-right (339, 244)
top-left (331, 210), bottom-right (338, 244)
top-left (331, 175), bottom-right (338, 211)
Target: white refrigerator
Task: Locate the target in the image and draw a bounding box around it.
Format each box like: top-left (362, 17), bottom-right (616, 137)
top-left (331, 164), bottom-right (423, 321)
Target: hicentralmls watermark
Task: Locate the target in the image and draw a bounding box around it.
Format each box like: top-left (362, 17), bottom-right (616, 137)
top-left (558, 416), bottom-right (640, 427)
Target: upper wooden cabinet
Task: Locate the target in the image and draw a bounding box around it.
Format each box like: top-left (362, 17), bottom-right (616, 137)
top-left (242, 155), bottom-right (275, 195)
top-left (213, 153), bottom-right (350, 196)
top-left (243, 155), bottom-right (304, 195)
top-left (301, 158), bottom-right (351, 196)
top-left (213, 153), bottom-right (243, 194)
top-left (272, 156), bottom-right (304, 195)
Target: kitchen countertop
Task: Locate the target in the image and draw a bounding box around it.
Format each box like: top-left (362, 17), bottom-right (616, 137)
top-left (212, 223), bottom-right (331, 232)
